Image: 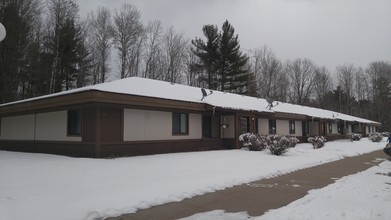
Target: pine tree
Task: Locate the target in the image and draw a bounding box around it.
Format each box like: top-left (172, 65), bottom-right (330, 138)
top-left (219, 20), bottom-right (249, 94)
top-left (0, 0), bottom-right (41, 102)
top-left (191, 24), bottom-right (220, 90)
top-left (191, 20), bottom-right (249, 94)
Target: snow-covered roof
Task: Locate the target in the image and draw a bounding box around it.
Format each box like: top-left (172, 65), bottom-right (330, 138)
top-left (0, 77), bottom-right (380, 125)
top-left (272, 102), bottom-right (378, 124)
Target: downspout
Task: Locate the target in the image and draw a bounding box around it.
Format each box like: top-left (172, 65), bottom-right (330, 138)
top-left (34, 112), bottom-right (37, 152)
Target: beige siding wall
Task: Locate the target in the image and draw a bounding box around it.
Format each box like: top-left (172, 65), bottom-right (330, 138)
top-left (258, 118), bottom-right (269, 135)
top-left (35, 111), bottom-right (81, 141)
top-left (294, 121), bottom-right (303, 136)
top-left (331, 123), bottom-right (338, 134)
top-left (0, 115), bottom-right (35, 140)
top-left (309, 122), bottom-right (319, 136)
top-left (347, 124), bottom-right (352, 133)
top-left (222, 115), bottom-right (235, 138)
top-left (123, 109), bottom-right (202, 141)
top-left (366, 125), bottom-right (375, 134)
top-left (276, 120), bottom-right (289, 135)
top-left (0, 111), bottom-right (81, 141)
top-left (258, 119), bottom-right (302, 136)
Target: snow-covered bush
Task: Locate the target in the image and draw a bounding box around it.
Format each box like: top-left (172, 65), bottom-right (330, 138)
top-left (239, 133), bottom-right (267, 151)
top-left (368, 133), bottom-right (383, 142)
top-left (308, 136), bottom-right (326, 149)
top-left (289, 137), bottom-right (300, 148)
top-left (266, 135), bottom-right (297, 155)
top-left (351, 133), bottom-right (362, 141)
top-left (239, 134), bottom-right (298, 155)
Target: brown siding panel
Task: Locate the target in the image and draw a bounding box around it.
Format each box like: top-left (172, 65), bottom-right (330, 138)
top-left (99, 139), bottom-right (223, 157)
top-left (82, 108), bottom-right (96, 142)
top-left (100, 108), bottom-right (122, 142)
top-left (0, 140), bottom-right (95, 158)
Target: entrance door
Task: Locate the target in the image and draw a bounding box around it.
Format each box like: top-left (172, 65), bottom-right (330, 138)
top-left (203, 115), bottom-right (221, 138)
top-left (202, 115), bottom-right (212, 138)
top-left (302, 121), bottom-right (309, 137)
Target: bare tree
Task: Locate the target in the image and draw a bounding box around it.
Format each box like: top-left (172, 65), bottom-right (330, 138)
top-left (313, 66), bottom-right (333, 108)
top-left (366, 61), bottom-right (391, 130)
top-left (354, 67), bottom-right (371, 118)
top-left (161, 26), bottom-right (188, 83)
top-left (143, 20), bottom-right (163, 79)
top-left (86, 6), bottom-right (113, 84)
top-left (46, 0), bottom-right (81, 92)
top-left (336, 63), bottom-right (356, 114)
top-left (184, 45), bottom-right (202, 87)
top-left (285, 58), bottom-right (317, 105)
top-left (112, 3), bottom-right (143, 78)
top-left (252, 45), bottom-right (284, 100)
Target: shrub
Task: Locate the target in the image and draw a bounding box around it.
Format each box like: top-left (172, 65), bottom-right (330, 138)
top-left (351, 133), bottom-right (362, 141)
top-left (266, 135), bottom-right (297, 155)
top-left (239, 133), bottom-right (267, 151)
top-left (368, 133), bottom-right (383, 142)
top-left (239, 134), bottom-right (299, 155)
top-left (289, 137), bottom-right (300, 148)
top-left (308, 136), bottom-right (326, 149)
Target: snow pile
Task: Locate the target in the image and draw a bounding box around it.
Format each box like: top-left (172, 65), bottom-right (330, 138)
top-left (0, 138), bottom-right (386, 220)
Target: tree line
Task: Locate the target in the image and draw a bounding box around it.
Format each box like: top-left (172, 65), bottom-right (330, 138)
top-left (0, 0), bottom-right (390, 131)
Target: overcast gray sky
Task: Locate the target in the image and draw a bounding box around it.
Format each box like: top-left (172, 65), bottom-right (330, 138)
top-left (76, 0), bottom-right (391, 73)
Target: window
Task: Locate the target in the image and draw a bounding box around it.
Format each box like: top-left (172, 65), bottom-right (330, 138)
top-left (289, 120), bottom-right (295, 134)
top-left (240, 117), bottom-right (249, 134)
top-left (173, 112), bottom-right (188, 134)
top-left (67, 110), bottom-right (81, 136)
top-left (269, 119), bottom-right (276, 134)
top-left (328, 123), bottom-right (332, 134)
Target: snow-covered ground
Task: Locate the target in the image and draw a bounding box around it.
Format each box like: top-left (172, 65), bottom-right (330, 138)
top-left (182, 159), bottom-right (391, 220)
top-left (0, 138), bottom-right (387, 220)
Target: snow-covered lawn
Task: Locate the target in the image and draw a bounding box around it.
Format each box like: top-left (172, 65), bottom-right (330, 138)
top-left (182, 159), bottom-right (391, 220)
top-left (0, 138), bottom-right (387, 220)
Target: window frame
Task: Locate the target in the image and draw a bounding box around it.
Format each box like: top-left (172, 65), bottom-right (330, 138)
top-left (172, 112), bottom-right (189, 135)
top-left (289, 120), bottom-right (295, 134)
top-left (67, 109), bottom-right (81, 136)
top-left (269, 119), bottom-right (276, 134)
top-left (328, 123), bottom-right (332, 134)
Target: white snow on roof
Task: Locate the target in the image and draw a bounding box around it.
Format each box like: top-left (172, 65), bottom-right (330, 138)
top-left (273, 102), bottom-right (378, 124)
top-left (0, 77), bottom-right (379, 125)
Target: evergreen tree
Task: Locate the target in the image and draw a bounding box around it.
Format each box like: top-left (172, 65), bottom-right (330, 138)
top-left (218, 20), bottom-right (249, 94)
top-left (0, 0), bottom-right (41, 103)
top-left (191, 20), bottom-right (249, 94)
top-left (191, 24), bottom-right (220, 90)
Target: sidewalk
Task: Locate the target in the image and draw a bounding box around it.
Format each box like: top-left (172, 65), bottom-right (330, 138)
top-left (107, 150), bottom-right (386, 220)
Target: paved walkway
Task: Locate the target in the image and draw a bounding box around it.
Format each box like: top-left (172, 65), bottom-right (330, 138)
top-left (108, 150), bottom-right (387, 220)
